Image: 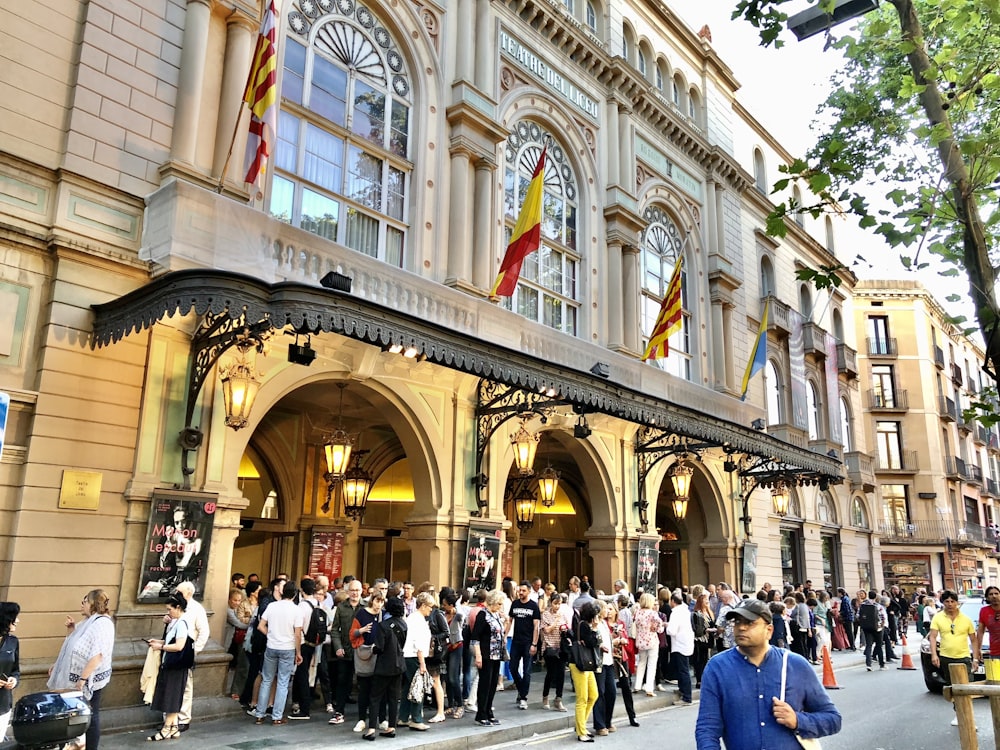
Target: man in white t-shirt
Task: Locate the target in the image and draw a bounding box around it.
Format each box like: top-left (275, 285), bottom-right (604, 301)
top-left (252, 581), bottom-right (304, 725)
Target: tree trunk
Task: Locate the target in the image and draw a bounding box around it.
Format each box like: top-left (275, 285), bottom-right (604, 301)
top-left (889, 0), bottom-right (1000, 376)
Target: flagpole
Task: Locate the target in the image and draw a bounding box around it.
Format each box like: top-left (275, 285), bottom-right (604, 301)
top-left (215, 105), bottom-right (247, 194)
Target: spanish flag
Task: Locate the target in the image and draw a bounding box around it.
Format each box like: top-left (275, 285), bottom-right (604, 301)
top-left (740, 298), bottom-right (770, 401)
top-left (243, 0), bottom-right (279, 192)
top-left (641, 256), bottom-right (684, 361)
top-left (491, 147), bottom-right (547, 298)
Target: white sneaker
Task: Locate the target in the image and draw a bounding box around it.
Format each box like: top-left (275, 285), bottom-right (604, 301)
top-left (657, 684), bottom-right (669, 692)
top-left (378, 721), bottom-right (389, 731)
top-left (354, 720), bottom-right (366, 733)
top-left (326, 704), bottom-right (335, 714)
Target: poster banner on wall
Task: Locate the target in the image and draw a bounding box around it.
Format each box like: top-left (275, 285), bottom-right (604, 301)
top-left (636, 538), bottom-right (658, 595)
top-left (309, 529), bottom-right (345, 581)
top-left (824, 332), bottom-right (843, 445)
top-left (788, 309), bottom-right (808, 431)
top-left (137, 491), bottom-right (216, 602)
top-left (465, 527), bottom-right (501, 592)
top-left (741, 542), bottom-right (758, 594)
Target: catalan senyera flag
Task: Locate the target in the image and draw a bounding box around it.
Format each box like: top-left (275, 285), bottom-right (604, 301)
top-left (740, 298), bottom-right (770, 401)
top-left (641, 256), bottom-right (684, 361)
top-left (491, 147), bottom-right (547, 298)
top-left (243, 0), bottom-right (279, 192)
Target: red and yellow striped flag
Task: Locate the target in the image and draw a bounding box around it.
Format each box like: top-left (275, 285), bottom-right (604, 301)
top-left (491, 147), bottom-right (547, 298)
top-left (243, 0), bottom-right (279, 192)
top-left (641, 255), bottom-right (684, 361)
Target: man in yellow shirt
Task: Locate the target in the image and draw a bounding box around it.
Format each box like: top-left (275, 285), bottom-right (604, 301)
top-left (928, 590), bottom-right (976, 727)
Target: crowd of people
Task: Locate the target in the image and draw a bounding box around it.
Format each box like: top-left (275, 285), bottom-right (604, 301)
top-left (204, 572), bottom-right (845, 747)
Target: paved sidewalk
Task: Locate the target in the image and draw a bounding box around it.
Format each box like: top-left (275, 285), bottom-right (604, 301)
top-left (104, 640), bottom-right (908, 748)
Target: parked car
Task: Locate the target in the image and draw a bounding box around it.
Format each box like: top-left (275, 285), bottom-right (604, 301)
top-left (920, 598), bottom-right (989, 693)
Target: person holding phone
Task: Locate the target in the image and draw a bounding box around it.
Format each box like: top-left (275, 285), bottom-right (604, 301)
top-left (0, 602), bottom-right (20, 742)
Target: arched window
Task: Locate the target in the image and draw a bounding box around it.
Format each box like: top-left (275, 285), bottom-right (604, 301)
top-left (586, 1), bottom-right (597, 32)
top-left (564, 0), bottom-right (574, 15)
top-left (792, 185), bottom-right (804, 226)
top-left (502, 122), bottom-right (580, 335)
top-left (825, 216), bottom-right (835, 252)
top-left (753, 149), bottom-right (767, 192)
top-left (765, 360), bottom-right (782, 425)
top-left (656, 65), bottom-right (663, 91)
top-left (637, 48), bottom-right (647, 77)
top-left (672, 76), bottom-right (681, 106)
top-left (622, 23), bottom-right (633, 61)
top-left (760, 255), bottom-right (775, 298)
top-left (799, 284), bottom-right (813, 321)
top-left (688, 87), bottom-right (699, 122)
top-left (817, 492), bottom-right (837, 524)
top-left (641, 206), bottom-right (691, 380)
top-left (807, 380), bottom-right (821, 440)
top-left (833, 308), bottom-right (844, 340)
top-left (839, 397), bottom-right (853, 452)
top-left (851, 497), bottom-right (870, 529)
top-left (273, 10), bottom-right (412, 266)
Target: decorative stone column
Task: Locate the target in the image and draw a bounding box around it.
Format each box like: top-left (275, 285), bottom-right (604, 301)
top-left (171, 0), bottom-right (213, 165)
top-left (622, 244), bottom-right (641, 353)
top-left (446, 146), bottom-right (473, 286)
top-left (473, 156), bottom-right (496, 291)
top-left (213, 9), bottom-right (256, 186)
top-left (605, 99), bottom-right (620, 186)
top-left (587, 531), bottom-right (630, 593)
top-left (606, 240), bottom-right (624, 350)
top-left (474, 0), bottom-right (495, 95)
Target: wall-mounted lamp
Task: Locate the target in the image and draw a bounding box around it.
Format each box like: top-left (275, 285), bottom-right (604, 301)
top-left (669, 461), bottom-right (694, 520)
top-left (287, 332), bottom-right (316, 365)
top-left (220, 339), bottom-right (263, 430)
top-left (341, 451), bottom-right (374, 520)
top-left (771, 483), bottom-right (790, 517)
top-left (512, 484), bottom-right (537, 531)
top-left (511, 421), bottom-right (540, 475)
top-left (574, 415), bottom-right (592, 439)
top-left (537, 465), bottom-right (560, 508)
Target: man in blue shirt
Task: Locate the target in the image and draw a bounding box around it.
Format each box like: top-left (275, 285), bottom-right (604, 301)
top-left (695, 599), bottom-right (841, 750)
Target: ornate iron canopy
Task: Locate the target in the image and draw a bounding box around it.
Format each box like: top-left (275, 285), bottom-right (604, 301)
top-left (91, 269), bottom-right (843, 483)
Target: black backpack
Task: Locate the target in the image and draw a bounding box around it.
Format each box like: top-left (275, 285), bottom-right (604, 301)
top-left (858, 602), bottom-right (879, 632)
top-left (691, 611), bottom-right (707, 639)
top-left (304, 601), bottom-right (329, 646)
top-left (428, 607), bottom-right (450, 662)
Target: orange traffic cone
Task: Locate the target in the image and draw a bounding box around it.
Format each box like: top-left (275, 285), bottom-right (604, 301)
top-left (898, 633), bottom-right (917, 670)
top-left (820, 645), bottom-right (841, 689)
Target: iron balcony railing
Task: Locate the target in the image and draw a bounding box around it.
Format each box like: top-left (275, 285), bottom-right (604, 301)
top-left (877, 519), bottom-right (998, 547)
top-left (867, 388), bottom-right (908, 410)
top-left (875, 450), bottom-right (919, 473)
top-left (867, 337), bottom-right (898, 357)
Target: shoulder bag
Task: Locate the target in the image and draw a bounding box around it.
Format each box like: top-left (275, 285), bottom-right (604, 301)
top-left (162, 635), bottom-right (195, 671)
top-left (780, 649), bottom-right (821, 750)
top-left (570, 622), bottom-right (598, 672)
top-left (354, 643), bottom-right (376, 676)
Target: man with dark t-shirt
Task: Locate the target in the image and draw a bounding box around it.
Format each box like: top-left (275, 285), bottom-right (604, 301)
top-left (974, 585), bottom-right (1000, 673)
top-left (507, 581), bottom-right (541, 709)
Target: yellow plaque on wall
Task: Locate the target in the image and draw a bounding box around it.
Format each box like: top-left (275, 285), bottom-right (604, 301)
top-left (58, 470), bottom-right (103, 510)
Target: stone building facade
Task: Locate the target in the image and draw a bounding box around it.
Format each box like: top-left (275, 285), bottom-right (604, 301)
top-left (1, 0), bottom-right (879, 714)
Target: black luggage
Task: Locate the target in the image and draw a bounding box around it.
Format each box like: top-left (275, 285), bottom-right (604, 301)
top-left (11, 692), bottom-right (91, 749)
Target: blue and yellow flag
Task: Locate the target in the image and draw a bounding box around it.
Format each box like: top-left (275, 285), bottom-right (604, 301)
top-left (740, 299), bottom-right (769, 401)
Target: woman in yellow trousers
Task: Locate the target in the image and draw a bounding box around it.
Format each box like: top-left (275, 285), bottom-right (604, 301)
top-left (569, 602), bottom-right (601, 742)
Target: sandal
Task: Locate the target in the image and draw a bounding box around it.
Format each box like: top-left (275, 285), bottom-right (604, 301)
top-left (147, 725), bottom-right (180, 741)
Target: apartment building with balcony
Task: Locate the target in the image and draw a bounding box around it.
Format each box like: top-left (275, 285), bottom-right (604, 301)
top-left (854, 280), bottom-right (1000, 595)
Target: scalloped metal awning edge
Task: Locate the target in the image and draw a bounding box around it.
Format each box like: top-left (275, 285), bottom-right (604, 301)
top-left (90, 269), bottom-right (842, 480)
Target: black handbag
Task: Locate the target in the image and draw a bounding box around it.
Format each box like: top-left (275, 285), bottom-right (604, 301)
top-left (162, 637), bottom-right (195, 670)
top-left (570, 623), bottom-right (598, 672)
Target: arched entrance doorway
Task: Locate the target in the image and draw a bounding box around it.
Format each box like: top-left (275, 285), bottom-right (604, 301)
top-left (229, 376), bottom-right (437, 584)
top-left (652, 464), bottom-right (723, 589)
